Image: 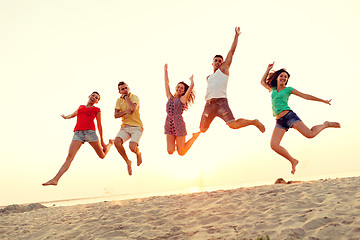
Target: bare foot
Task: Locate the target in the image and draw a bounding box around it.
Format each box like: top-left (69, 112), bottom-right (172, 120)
top-left (136, 152), bottom-right (142, 166)
top-left (104, 139), bottom-right (114, 152)
top-left (126, 160), bottom-right (132, 176)
top-left (42, 179), bottom-right (58, 186)
top-left (254, 119), bottom-right (266, 133)
top-left (325, 121), bottom-right (341, 128)
top-left (291, 159), bottom-right (299, 174)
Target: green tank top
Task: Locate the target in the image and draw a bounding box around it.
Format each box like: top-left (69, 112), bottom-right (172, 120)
top-left (271, 87), bottom-right (294, 116)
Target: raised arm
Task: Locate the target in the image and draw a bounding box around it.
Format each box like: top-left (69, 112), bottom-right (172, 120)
top-left (291, 89), bottom-right (332, 105)
top-left (164, 64), bottom-right (172, 100)
top-left (221, 27), bottom-right (241, 73)
top-left (61, 109), bottom-right (78, 119)
top-left (260, 62), bottom-right (274, 91)
top-left (180, 74), bottom-right (194, 104)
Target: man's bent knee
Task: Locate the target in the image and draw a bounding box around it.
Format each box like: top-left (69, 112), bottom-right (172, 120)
top-left (228, 122), bottom-right (236, 129)
top-left (114, 137), bottom-right (123, 147)
top-left (129, 142), bottom-right (139, 153)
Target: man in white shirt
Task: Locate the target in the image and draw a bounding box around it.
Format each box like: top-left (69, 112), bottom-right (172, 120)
top-left (199, 27), bottom-right (266, 134)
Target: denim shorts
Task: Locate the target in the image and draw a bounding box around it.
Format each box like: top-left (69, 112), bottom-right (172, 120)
top-left (116, 125), bottom-right (143, 145)
top-left (275, 110), bottom-right (301, 131)
top-left (200, 98), bottom-right (235, 131)
top-left (72, 130), bottom-right (99, 143)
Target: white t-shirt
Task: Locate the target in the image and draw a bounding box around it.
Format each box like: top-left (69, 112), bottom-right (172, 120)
top-left (205, 69), bottom-right (229, 101)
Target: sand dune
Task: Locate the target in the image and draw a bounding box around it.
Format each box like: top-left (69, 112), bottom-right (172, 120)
top-left (1, 176), bottom-right (360, 239)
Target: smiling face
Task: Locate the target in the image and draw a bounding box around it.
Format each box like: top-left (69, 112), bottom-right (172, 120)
top-left (212, 56), bottom-right (223, 71)
top-left (88, 92), bottom-right (100, 104)
top-left (175, 83), bottom-right (185, 96)
top-left (277, 72), bottom-right (289, 86)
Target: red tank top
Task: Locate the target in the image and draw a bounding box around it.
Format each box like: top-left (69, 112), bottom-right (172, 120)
top-left (74, 105), bottom-right (100, 131)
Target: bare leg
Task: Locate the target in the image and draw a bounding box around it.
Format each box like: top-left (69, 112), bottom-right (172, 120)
top-left (42, 140), bottom-right (83, 186)
top-left (166, 135), bottom-right (176, 155)
top-left (293, 121), bottom-right (341, 138)
top-left (89, 139), bottom-right (114, 158)
top-left (114, 137), bottom-right (132, 175)
top-left (129, 141), bottom-right (142, 166)
top-left (176, 131), bottom-right (201, 156)
top-left (228, 118), bottom-right (266, 133)
top-left (270, 128), bottom-right (299, 174)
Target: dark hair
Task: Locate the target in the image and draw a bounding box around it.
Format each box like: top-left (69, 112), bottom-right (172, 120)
top-left (178, 81), bottom-right (195, 111)
top-left (118, 81), bottom-right (126, 87)
top-left (266, 68), bottom-right (290, 88)
top-left (92, 91), bottom-right (100, 100)
top-left (213, 55), bottom-right (223, 60)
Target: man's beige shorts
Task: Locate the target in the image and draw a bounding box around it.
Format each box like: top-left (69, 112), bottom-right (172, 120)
top-left (116, 125), bottom-right (143, 145)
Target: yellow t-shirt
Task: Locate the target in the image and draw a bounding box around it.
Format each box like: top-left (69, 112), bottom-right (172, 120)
top-left (115, 94), bottom-right (143, 128)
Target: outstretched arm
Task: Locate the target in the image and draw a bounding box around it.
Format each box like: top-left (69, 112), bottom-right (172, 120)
top-left (180, 74), bottom-right (194, 104)
top-left (292, 89), bottom-right (332, 105)
top-left (164, 64), bottom-right (172, 100)
top-left (221, 27), bottom-right (241, 73)
top-left (61, 110), bottom-right (78, 119)
top-left (260, 62), bottom-right (274, 91)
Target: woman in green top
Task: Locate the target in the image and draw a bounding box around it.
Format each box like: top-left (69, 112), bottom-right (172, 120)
top-left (260, 62), bottom-right (340, 174)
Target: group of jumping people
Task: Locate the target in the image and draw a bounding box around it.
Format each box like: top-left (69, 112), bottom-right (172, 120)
top-left (43, 27), bottom-right (340, 186)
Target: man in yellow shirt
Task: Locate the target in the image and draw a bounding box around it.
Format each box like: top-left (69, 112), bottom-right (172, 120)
top-left (114, 81), bottom-right (143, 176)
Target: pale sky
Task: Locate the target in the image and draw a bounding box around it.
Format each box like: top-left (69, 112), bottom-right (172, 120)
top-left (1, 0), bottom-right (360, 206)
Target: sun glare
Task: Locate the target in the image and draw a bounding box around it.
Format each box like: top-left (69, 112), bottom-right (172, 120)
top-left (186, 187), bottom-right (201, 194)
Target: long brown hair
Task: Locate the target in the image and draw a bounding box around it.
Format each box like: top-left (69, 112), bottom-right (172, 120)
top-left (266, 68), bottom-right (290, 89)
top-left (178, 81), bottom-right (195, 111)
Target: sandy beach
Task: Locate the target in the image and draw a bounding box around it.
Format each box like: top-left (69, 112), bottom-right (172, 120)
top-left (1, 176), bottom-right (359, 240)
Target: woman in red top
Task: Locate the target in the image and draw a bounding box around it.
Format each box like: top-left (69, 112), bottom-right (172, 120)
top-left (43, 92), bottom-right (113, 186)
